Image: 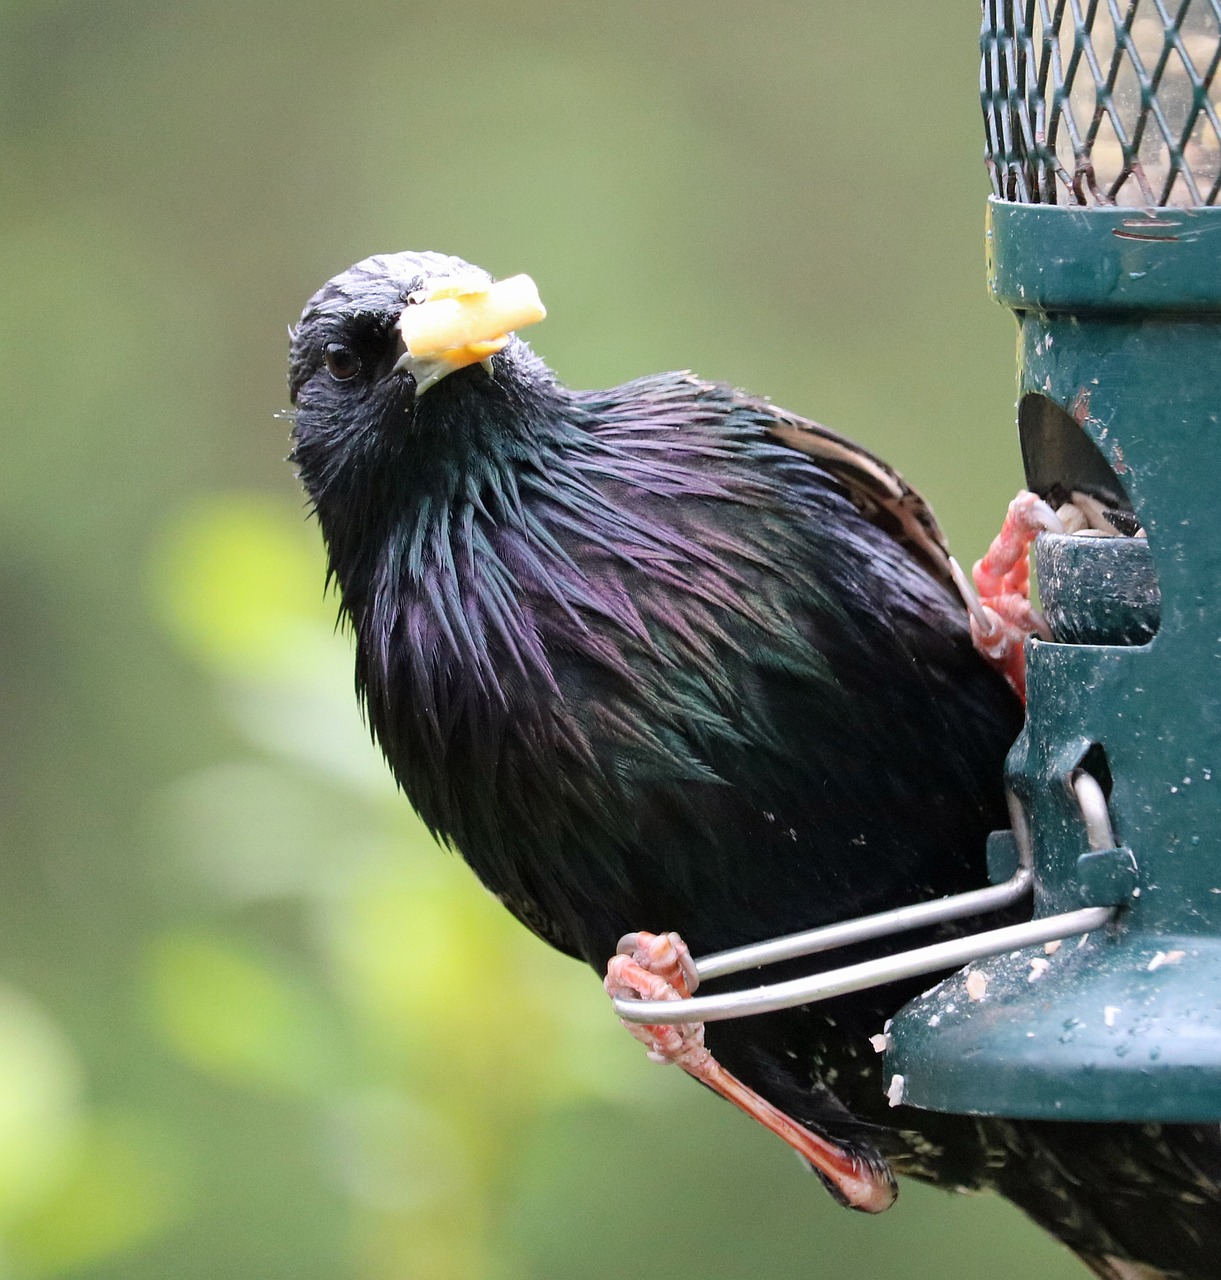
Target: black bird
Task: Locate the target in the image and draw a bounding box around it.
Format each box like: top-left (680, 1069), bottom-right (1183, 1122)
top-left (288, 251), bottom-right (1221, 1279)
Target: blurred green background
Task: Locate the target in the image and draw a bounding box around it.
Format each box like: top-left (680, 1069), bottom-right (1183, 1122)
top-left (0, 2), bottom-right (1087, 1277)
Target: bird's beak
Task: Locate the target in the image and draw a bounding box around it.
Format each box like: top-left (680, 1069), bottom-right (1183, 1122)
top-left (393, 273), bottom-right (546, 395)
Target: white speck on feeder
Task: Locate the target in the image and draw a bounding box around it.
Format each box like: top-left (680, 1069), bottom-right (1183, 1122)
top-left (886, 1074), bottom-right (906, 1108)
top-left (1028, 958), bottom-right (1051, 982)
top-left (928, 1014), bottom-right (941, 1027)
top-left (1105, 1006), bottom-right (1120, 1027)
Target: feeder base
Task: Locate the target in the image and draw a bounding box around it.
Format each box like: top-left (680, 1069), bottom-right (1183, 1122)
top-left (884, 930), bottom-right (1221, 1121)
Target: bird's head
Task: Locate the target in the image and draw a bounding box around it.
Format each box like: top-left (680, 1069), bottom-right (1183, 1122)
top-left (288, 251), bottom-right (550, 523)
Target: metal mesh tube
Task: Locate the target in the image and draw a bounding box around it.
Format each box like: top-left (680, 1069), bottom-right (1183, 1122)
top-left (983, 0), bottom-right (1221, 205)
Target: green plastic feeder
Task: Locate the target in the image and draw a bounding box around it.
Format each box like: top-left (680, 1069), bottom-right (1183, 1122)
top-left (885, 3), bottom-right (1221, 1121)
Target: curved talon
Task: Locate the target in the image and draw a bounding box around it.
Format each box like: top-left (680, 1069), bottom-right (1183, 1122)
top-left (949, 556), bottom-right (991, 631)
top-left (605, 930), bottom-right (897, 1214)
top-left (969, 605), bottom-right (1037, 702)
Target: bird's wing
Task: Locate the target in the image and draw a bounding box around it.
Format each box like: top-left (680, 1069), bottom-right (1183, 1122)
top-left (762, 406), bottom-right (956, 591)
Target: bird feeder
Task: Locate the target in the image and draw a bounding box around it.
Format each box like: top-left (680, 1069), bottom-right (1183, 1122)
top-left (885, 0), bottom-right (1221, 1121)
top-left (615, 0), bottom-right (1221, 1125)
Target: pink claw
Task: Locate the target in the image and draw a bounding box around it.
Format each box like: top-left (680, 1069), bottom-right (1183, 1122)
top-left (969, 490), bottom-right (1062, 701)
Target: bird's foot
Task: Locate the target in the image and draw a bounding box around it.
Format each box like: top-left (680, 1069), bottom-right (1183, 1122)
top-left (953, 490), bottom-right (1063, 702)
top-left (604, 931), bottom-right (708, 1069)
top-left (605, 930), bottom-right (897, 1214)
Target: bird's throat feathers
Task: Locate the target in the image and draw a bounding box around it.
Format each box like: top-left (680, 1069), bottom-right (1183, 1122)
top-left (322, 369), bottom-right (582, 776)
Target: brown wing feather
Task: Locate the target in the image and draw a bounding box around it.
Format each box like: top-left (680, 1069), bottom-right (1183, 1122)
top-left (762, 406), bottom-right (956, 591)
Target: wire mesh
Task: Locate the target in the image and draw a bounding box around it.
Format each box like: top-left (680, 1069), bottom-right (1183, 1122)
top-left (983, 0), bottom-right (1221, 205)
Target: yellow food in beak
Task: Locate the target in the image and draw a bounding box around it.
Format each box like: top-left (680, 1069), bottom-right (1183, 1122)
top-left (395, 273), bottom-right (546, 393)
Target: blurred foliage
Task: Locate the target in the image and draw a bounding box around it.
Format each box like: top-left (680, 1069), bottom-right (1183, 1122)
top-left (0, 0), bottom-right (1088, 1276)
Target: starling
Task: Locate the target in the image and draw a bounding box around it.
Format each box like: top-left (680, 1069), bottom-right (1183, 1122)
top-left (289, 252), bottom-right (1221, 1279)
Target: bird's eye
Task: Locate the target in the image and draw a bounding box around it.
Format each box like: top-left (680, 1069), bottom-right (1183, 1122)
top-left (324, 342), bottom-right (361, 382)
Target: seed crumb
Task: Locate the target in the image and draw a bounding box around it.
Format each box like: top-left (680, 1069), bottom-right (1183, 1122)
top-left (965, 970), bottom-right (988, 1002)
top-left (1028, 958), bottom-right (1051, 982)
top-left (1044, 940), bottom-right (1062, 955)
top-left (1104, 1006), bottom-right (1121, 1027)
top-left (886, 1074), bottom-right (906, 1108)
